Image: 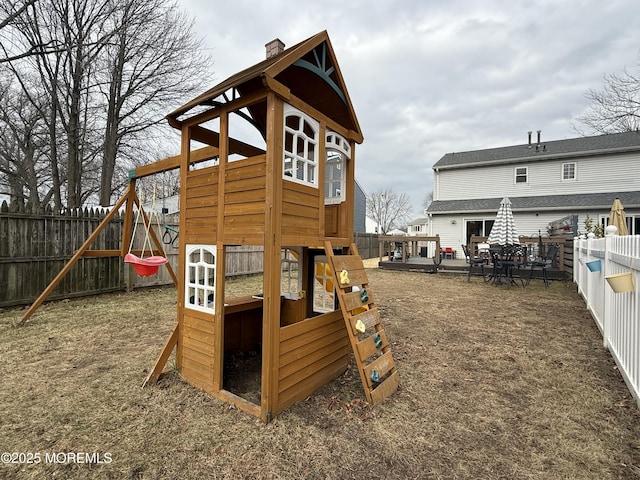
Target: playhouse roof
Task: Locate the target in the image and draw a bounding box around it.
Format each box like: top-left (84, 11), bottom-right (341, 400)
top-left (167, 30), bottom-right (363, 143)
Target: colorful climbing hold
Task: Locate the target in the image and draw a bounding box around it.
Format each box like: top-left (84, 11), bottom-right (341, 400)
top-left (370, 369), bottom-right (380, 383)
top-left (340, 269), bottom-right (350, 285)
top-left (374, 332), bottom-right (382, 348)
top-left (360, 288), bottom-right (368, 303)
top-left (355, 319), bottom-right (366, 333)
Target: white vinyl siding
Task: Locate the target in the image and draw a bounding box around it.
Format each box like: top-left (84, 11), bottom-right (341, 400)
top-left (435, 151), bottom-right (640, 201)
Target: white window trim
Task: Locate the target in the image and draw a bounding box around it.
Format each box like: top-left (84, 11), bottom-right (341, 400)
top-left (283, 104), bottom-right (319, 188)
top-left (185, 244), bottom-right (216, 314)
top-left (515, 166), bottom-right (528, 184)
top-left (281, 247), bottom-right (302, 300)
top-left (324, 131), bottom-right (350, 205)
top-left (313, 255), bottom-right (335, 314)
top-left (561, 162), bottom-right (577, 181)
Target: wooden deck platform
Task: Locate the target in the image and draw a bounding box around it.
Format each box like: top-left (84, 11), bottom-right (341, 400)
top-left (378, 256), bottom-right (567, 281)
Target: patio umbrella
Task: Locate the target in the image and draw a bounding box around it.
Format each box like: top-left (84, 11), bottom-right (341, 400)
top-left (608, 197), bottom-right (628, 235)
top-left (487, 197), bottom-right (520, 245)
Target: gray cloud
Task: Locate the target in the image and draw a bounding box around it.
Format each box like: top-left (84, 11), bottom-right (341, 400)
top-left (180, 0), bottom-right (640, 217)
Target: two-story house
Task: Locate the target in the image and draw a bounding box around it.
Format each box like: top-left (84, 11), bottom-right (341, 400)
top-left (427, 131), bottom-right (640, 257)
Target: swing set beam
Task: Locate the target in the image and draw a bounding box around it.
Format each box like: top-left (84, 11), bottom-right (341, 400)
top-left (20, 183), bottom-right (178, 324)
top-left (20, 143), bottom-right (227, 324)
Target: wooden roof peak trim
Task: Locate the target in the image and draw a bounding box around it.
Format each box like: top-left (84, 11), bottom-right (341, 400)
top-left (167, 30), bottom-right (362, 139)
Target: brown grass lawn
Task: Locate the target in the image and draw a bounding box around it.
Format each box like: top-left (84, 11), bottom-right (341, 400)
top-left (1, 268), bottom-right (639, 479)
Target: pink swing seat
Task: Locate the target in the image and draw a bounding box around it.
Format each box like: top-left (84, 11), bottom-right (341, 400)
top-left (124, 253), bottom-right (168, 277)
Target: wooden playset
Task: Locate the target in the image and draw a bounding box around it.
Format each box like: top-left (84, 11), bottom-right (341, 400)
top-left (21, 31), bottom-right (399, 422)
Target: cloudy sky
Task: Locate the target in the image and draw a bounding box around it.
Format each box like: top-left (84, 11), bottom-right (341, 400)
top-left (180, 0), bottom-right (640, 219)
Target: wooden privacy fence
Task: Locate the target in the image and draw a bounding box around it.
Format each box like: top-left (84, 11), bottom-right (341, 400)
top-left (353, 232), bottom-right (380, 259)
top-left (0, 202), bottom-right (377, 308)
top-left (574, 234), bottom-right (640, 408)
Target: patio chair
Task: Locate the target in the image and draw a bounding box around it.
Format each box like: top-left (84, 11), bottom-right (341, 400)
top-left (462, 244), bottom-right (486, 282)
top-left (444, 247), bottom-right (455, 259)
top-left (526, 244), bottom-right (559, 288)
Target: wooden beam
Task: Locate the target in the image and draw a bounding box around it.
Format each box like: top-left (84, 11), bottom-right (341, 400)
top-left (21, 185), bottom-right (132, 324)
top-left (132, 145), bottom-right (220, 179)
top-left (285, 93), bottom-right (362, 143)
top-left (142, 323), bottom-right (178, 387)
top-left (191, 125), bottom-right (265, 158)
top-left (180, 88), bottom-right (270, 129)
top-left (261, 74), bottom-right (291, 101)
top-left (81, 249), bottom-right (166, 257)
top-left (260, 92), bottom-right (284, 422)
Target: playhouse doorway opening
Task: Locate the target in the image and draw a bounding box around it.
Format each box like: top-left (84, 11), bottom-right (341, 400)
top-left (221, 247), bottom-right (265, 406)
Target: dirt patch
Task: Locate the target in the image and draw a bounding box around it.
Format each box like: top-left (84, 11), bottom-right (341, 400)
top-left (1, 272), bottom-right (639, 479)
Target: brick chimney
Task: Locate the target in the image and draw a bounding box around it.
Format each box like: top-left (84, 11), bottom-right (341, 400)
top-left (265, 38), bottom-right (285, 59)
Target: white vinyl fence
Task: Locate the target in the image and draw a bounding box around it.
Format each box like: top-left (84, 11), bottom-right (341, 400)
top-left (574, 234), bottom-right (640, 407)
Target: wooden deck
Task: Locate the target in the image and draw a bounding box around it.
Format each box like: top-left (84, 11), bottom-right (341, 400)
top-left (378, 256), bottom-right (567, 281)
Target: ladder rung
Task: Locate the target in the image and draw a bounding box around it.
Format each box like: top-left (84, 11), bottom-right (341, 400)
top-left (364, 351), bottom-right (395, 388)
top-left (349, 308), bottom-right (380, 335)
top-left (343, 288), bottom-right (374, 311)
top-left (370, 370), bottom-right (400, 405)
top-left (356, 329), bottom-right (388, 361)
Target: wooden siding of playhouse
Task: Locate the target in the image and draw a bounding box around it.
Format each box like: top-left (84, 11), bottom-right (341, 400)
top-left (174, 90), bottom-right (355, 420)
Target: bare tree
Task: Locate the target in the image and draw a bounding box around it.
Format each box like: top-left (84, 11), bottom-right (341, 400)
top-left (366, 188), bottom-right (413, 234)
top-left (97, 0), bottom-right (209, 206)
top-left (0, 0), bottom-right (68, 63)
top-left (575, 62), bottom-right (640, 135)
top-left (5, 0), bottom-right (114, 208)
top-left (0, 72), bottom-right (53, 208)
top-left (422, 190), bottom-right (433, 211)
top-left (1, 0), bottom-right (210, 208)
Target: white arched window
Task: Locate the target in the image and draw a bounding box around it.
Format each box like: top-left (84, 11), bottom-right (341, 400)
top-left (185, 245), bottom-right (216, 314)
top-left (283, 104), bottom-right (319, 187)
top-left (325, 131), bottom-right (351, 205)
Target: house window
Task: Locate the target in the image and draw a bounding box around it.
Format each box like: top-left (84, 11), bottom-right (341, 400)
top-left (515, 166), bottom-right (528, 184)
top-left (602, 215), bottom-right (639, 235)
top-left (281, 247), bottom-right (302, 300)
top-left (465, 219), bottom-right (495, 244)
top-left (313, 255), bottom-right (335, 313)
top-left (185, 245), bottom-right (216, 314)
top-left (283, 104), bottom-right (319, 187)
top-left (562, 162), bottom-right (576, 180)
top-left (325, 131), bottom-right (350, 205)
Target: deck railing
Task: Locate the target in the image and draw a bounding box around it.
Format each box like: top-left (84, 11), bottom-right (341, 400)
top-left (574, 234), bottom-right (640, 407)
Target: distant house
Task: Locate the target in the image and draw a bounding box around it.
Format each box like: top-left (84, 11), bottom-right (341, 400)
top-left (354, 180), bottom-right (366, 233)
top-left (427, 131), bottom-right (640, 257)
top-left (408, 217), bottom-right (429, 236)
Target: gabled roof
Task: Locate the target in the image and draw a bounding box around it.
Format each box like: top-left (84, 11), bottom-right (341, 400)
top-left (427, 191), bottom-right (640, 214)
top-left (167, 30), bottom-right (362, 143)
top-left (433, 131), bottom-right (640, 170)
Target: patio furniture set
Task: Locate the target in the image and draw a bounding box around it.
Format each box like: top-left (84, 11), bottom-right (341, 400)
top-left (462, 243), bottom-right (560, 288)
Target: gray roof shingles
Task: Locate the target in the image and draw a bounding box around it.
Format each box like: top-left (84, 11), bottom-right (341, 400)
top-left (433, 131), bottom-right (640, 169)
top-left (428, 191), bottom-right (640, 214)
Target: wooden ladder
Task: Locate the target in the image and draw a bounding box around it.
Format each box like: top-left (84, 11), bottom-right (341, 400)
top-left (324, 241), bottom-right (400, 405)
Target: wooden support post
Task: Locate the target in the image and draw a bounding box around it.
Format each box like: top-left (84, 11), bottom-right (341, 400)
top-left (142, 323), bottom-right (178, 387)
top-left (21, 186), bottom-right (132, 324)
top-left (260, 92), bottom-right (284, 422)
